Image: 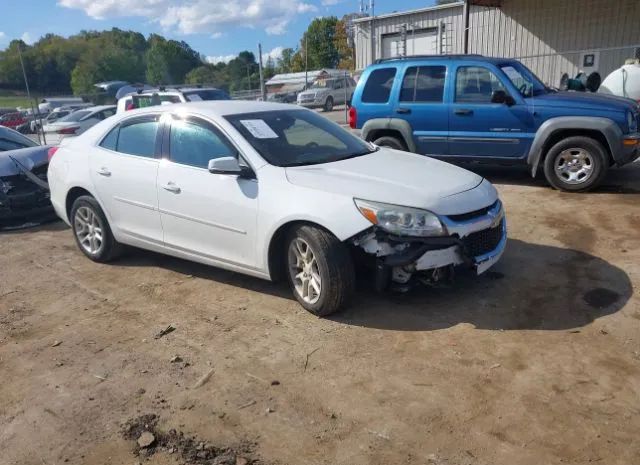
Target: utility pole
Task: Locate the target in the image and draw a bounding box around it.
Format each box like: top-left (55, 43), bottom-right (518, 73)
top-left (17, 44), bottom-right (44, 144)
top-left (463, 0), bottom-right (470, 54)
top-left (369, 0), bottom-right (375, 64)
top-left (304, 33), bottom-right (309, 89)
top-left (257, 43), bottom-right (266, 101)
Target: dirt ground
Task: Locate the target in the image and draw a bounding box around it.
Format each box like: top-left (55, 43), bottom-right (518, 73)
top-left (1, 163), bottom-right (639, 465)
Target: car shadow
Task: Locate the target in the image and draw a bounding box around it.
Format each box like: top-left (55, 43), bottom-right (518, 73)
top-left (116, 238), bottom-right (631, 332)
top-left (0, 216), bottom-right (64, 234)
top-left (469, 163), bottom-right (640, 194)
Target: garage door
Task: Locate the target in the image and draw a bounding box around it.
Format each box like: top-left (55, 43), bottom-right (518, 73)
top-left (382, 30), bottom-right (439, 58)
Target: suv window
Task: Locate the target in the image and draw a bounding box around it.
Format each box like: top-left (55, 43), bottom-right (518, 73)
top-left (169, 119), bottom-right (236, 169)
top-left (400, 66), bottom-right (446, 103)
top-left (455, 66), bottom-right (507, 104)
top-left (362, 68), bottom-right (397, 103)
top-left (100, 117), bottom-right (159, 157)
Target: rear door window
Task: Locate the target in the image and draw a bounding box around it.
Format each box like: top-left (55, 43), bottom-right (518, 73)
top-left (400, 66), bottom-right (446, 103)
top-left (99, 116), bottom-right (159, 158)
top-left (361, 68), bottom-right (397, 103)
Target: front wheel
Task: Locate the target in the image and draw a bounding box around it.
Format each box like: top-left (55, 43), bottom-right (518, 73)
top-left (543, 136), bottom-right (608, 192)
top-left (323, 96), bottom-right (334, 112)
top-left (285, 225), bottom-right (354, 316)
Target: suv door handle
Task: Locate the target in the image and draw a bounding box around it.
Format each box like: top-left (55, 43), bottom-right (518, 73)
top-left (396, 108), bottom-right (411, 114)
top-left (454, 109), bottom-right (474, 115)
top-left (96, 167), bottom-right (111, 177)
top-left (162, 182), bottom-right (181, 194)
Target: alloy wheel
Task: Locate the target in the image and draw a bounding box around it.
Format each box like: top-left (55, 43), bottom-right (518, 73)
top-left (554, 148), bottom-right (594, 185)
top-left (288, 238), bottom-right (322, 304)
top-left (74, 206), bottom-right (104, 255)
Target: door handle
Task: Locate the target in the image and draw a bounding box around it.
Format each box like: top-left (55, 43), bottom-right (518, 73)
top-left (162, 182), bottom-right (181, 194)
top-left (97, 167), bottom-right (111, 177)
top-left (454, 109), bottom-right (474, 115)
top-left (396, 108), bottom-right (411, 114)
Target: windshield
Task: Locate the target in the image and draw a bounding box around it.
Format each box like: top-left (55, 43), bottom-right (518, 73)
top-left (311, 79), bottom-right (333, 89)
top-left (58, 110), bottom-right (92, 122)
top-left (0, 128), bottom-right (38, 151)
top-left (499, 62), bottom-right (547, 97)
top-left (184, 89), bottom-right (230, 101)
top-left (225, 109), bottom-right (377, 167)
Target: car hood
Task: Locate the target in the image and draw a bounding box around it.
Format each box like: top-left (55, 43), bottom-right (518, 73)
top-left (284, 148), bottom-right (495, 215)
top-left (531, 91), bottom-right (639, 112)
top-left (299, 89), bottom-right (328, 98)
top-left (0, 145), bottom-right (50, 176)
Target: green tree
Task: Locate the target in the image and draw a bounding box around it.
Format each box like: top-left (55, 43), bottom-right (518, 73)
top-left (145, 35), bottom-right (202, 85)
top-left (276, 48), bottom-right (295, 73)
top-left (185, 64), bottom-right (228, 89)
top-left (334, 17), bottom-right (354, 70)
top-left (71, 43), bottom-right (145, 94)
top-left (300, 17), bottom-right (339, 69)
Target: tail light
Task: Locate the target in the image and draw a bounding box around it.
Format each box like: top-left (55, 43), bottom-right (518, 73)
top-left (58, 126), bottom-right (79, 135)
top-left (47, 147), bottom-right (59, 161)
top-left (348, 106), bottom-right (357, 129)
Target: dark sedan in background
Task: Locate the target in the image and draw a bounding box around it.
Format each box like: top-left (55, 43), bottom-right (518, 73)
top-left (0, 126), bottom-right (54, 227)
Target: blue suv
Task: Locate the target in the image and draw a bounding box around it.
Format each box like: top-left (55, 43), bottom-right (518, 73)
top-left (349, 55), bottom-right (640, 192)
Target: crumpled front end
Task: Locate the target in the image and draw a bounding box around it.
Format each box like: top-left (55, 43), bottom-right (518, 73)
top-left (350, 200), bottom-right (507, 290)
top-left (0, 163), bottom-right (53, 226)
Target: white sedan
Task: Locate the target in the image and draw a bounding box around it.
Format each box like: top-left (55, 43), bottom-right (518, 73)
top-left (48, 101), bottom-right (506, 316)
top-left (43, 105), bottom-right (116, 144)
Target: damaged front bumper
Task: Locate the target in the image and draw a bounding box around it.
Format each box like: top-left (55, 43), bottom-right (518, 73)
top-left (351, 200), bottom-right (507, 287)
top-left (0, 168), bottom-right (53, 225)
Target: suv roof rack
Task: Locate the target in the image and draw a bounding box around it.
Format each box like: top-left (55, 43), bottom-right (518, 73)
top-left (374, 54), bottom-right (484, 64)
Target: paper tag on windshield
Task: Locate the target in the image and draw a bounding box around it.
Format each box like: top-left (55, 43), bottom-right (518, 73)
top-left (240, 119), bottom-right (278, 139)
top-left (188, 94), bottom-right (203, 101)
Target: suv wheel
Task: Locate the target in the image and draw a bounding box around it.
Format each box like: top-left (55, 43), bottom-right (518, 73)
top-left (373, 135), bottom-right (407, 151)
top-left (285, 225), bottom-right (354, 316)
top-left (70, 195), bottom-right (123, 262)
top-left (543, 136), bottom-right (608, 192)
top-left (323, 96), bottom-right (334, 112)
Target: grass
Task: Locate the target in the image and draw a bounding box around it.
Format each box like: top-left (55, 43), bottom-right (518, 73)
top-left (0, 95), bottom-right (37, 110)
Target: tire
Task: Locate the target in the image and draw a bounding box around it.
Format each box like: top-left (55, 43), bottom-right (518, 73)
top-left (373, 135), bottom-right (407, 151)
top-left (543, 136), bottom-right (608, 192)
top-left (70, 195), bottom-right (123, 262)
top-left (323, 96), bottom-right (334, 112)
top-left (285, 225), bottom-right (355, 317)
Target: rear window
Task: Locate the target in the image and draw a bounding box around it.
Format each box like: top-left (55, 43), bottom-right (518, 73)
top-left (184, 90), bottom-right (230, 101)
top-left (362, 68), bottom-right (397, 103)
top-left (0, 128), bottom-right (38, 151)
top-left (58, 110), bottom-right (91, 122)
top-left (400, 66), bottom-right (446, 103)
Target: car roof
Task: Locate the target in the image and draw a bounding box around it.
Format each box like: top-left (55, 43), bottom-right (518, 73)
top-left (370, 54), bottom-right (517, 68)
top-left (119, 100), bottom-right (297, 118)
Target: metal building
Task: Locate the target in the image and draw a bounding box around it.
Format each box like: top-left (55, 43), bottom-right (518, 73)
top-left (353, 0), bottom-right (640, 86)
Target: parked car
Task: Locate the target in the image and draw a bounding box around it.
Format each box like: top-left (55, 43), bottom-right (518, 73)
top-left (297, 77), bottom-right (357, 111)
top-left (0, 134), bottom-right (53, 226)
top-left (116, 87), bottom-right (230, 113)
top-left (38, 97), bottom-right (86, 114)
top-left (349, 55), bottom-right (640, 192)
top-left (0, 111), bottom-right (28, 130)
top-left (30, 104), bottom-right (93, 133)
top-left (48, 101), bottom-right (506, 315)
top-left (43, 105), bottom-right (116, 143)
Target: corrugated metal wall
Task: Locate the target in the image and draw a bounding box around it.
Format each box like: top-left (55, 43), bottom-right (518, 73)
top-left (354, 0), bottom-right (640, 86)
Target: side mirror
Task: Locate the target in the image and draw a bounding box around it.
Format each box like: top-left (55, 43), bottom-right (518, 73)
top-left (491, 90), bottom-right (515, 106)
top-left (208, 157), bottom-right (255, 179)
top-left (208, 156), bottom-right (242, 175)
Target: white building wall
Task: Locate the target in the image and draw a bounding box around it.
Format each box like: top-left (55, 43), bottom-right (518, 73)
top-left (354, 0), bottom-right (640, 86)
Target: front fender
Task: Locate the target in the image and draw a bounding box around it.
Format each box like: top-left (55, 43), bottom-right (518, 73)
top-left (361, 118), bottom-right (417, 152)
top-left (527, 116), bottom-right (622, 176)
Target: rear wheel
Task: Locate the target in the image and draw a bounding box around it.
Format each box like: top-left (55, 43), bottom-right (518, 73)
top-left (70, 195), bottom-right (123, 262)
top-left (543, 136), bottom-right (608, 192)
top-left (285, 225), bottom-right (354, 316)
top-left (373, 135), bottom-right (407, 151)
top-left (323, 96), bottom-right (334, 112)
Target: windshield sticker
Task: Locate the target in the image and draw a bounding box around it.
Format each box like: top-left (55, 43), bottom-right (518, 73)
top-left (187, 94), bottom-right (203, 101)
top-left (240, 119), bottom-right (279, 139)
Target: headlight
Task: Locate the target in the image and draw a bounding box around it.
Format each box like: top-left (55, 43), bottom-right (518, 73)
top-left (354, 199), bottom-right (446, 237)
top-left (627, 111), bottom-right (638, 133)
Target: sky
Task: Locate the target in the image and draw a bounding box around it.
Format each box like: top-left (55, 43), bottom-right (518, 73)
top-left (0, 0), bottom-right (439, 63)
